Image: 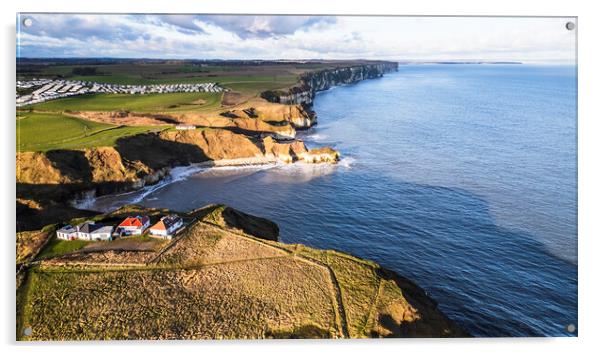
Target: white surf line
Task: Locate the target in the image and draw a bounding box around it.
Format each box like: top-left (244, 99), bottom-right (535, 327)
top-left (73, 161), bottom-right (283, 211)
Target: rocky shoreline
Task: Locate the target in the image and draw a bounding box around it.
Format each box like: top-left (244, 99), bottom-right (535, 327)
top-left (17, 62), bottom-right (396, 231)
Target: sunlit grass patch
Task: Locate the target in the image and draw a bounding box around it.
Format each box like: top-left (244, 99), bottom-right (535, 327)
top-left (16, 112), bottom-right (164, 152)
top-left (27, 92), bottom-right (221, 113)
top-left (36, 237), bottom-right (91, 260)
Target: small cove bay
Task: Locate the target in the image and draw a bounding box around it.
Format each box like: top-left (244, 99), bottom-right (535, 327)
top-left (86, 64), bottom-right (577, 337)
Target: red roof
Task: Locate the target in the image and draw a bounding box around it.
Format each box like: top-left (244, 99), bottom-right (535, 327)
top-left (150, 220), bottom-right (166, 231)
top-left (150, 215), bottom-right (182, 232)
top-left (118, 216), bottom-right (149, 228)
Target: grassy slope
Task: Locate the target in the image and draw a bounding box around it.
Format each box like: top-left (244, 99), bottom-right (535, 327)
top-left (36, 238), bottom-right (91, 259)
top-left (27, 92), bottom-right (222, 112)
top-left (17, 112), bottom-right (165, 152)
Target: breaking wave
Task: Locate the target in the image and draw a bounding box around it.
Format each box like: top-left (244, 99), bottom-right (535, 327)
top-left (75, 162), bottom-right (280, 212)
top-left (303, 133), bottom-right (329, 142)
top-left (338, 156), bottom-right (356, 168)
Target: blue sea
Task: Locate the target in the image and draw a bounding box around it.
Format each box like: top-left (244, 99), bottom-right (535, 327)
top-left (87, 64), bottom-right (577, 337)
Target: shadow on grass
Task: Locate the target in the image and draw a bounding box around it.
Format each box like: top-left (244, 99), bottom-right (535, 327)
top-left (266, 324), bottom-right (332, 339)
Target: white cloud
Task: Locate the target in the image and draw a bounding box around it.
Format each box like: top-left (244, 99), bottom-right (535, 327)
top-left (196, 15), bottom-right (337, 39)
top-left (16, 14), bottom-right (576, 62)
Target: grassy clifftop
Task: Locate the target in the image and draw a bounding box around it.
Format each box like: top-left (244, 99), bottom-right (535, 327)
top-left (17, 204), bottom-right (467, 340)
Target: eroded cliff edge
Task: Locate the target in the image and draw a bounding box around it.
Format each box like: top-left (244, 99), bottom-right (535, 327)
top-left (260, 61), bottom-right (398, 128)
top-left (17, 129), bottom-right (338, 231)
top-left (262, 61), bottom-right (398, 106)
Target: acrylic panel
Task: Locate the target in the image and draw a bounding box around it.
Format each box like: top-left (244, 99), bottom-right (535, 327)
top-left (16, 14), bottom-right (577, 340)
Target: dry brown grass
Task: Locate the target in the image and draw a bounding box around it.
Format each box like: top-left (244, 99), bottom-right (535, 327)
top-left (68, 111), bottom-right (172, 126)
top-left (293, 244), bottom-right (459, 338)
top-left (324, 253), bottom-right (381, 337)
top-left (221, 91), bottom-right (247, 106)
top-left (17, 229), bottom-right (53, 264)
top-left (370, 279), bottom-right (419, 337)
top-left (157, 221), bottom-right (287, 266)
top-left (68, 97), bottom-right (310, 135)
top-left (44, 250), bottom-right (157, 265)
top-left (21, 257), bottom-right (337, 340)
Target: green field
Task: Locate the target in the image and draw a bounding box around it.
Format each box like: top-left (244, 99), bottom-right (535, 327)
top-left (20, 62), bottom-right (300, 87)
top-left (62, 75), bottom-right (298, 93)
top-left (65, 74), bottom-right (298, 87)
top-left (17, 112), bottom-right (165, 152)
top-left (18, 62), bottom-right (311, 109)
top-left (21, 63), bottom-right (222, 83)
top-left (221, 77), bottom-right (298, 94)
top-left (27, 92), bottom-right (222, 113)
top-left (36, 237), bottom-right (90, 259)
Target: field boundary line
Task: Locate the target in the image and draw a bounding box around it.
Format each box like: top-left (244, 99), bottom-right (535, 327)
top-left (199, 221), bottom-right (350, 337)
top-left (36, 255), bottom-right (291, 274)
top-left (359, 278), bottom-right (384, 337)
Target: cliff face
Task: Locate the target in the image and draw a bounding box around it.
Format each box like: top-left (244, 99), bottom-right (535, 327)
top-left (16, 129), bottom-right (338, 230)
top-left (261, 62), bottom-right (398, 106)
top-left (71, 110), bottom-right (298, 140)
top-left (217, 99), bottom-right (317, 130)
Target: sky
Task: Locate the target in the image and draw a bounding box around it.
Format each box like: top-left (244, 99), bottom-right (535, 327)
top-left (16, 14), bottom-right (576, 63)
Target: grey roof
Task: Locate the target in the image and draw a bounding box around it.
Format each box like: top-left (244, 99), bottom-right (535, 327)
top-left (58, 225), bottom-right (76, 233)
top-left (92, 226), bottom-right (114, 234)
top-left (77, 221), bottom-right (103, 234)
top-left (162, 215), bottom-right (183, 230)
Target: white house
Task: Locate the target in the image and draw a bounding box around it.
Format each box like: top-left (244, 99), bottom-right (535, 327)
top-left (149, 215), bottom-right (183, 239)
top-left (116, 215), bottom-right (151, 236)
top-left (90, 225), bottom-right (114, 241)
top-left (75, 221), bottom-right (114, 241)
top-left (56, 225), bottom-right (77, 240)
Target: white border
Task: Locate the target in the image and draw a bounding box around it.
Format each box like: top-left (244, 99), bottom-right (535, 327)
top-left (3, 0), bottom-right (601, 353)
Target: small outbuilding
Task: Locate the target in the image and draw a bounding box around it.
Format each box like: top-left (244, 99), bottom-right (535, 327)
top-left (175, 124), bottom-right (196, 130)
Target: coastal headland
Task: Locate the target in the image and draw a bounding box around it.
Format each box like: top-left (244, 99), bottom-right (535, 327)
top-left (16, 204), bottom-right (468, 340)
